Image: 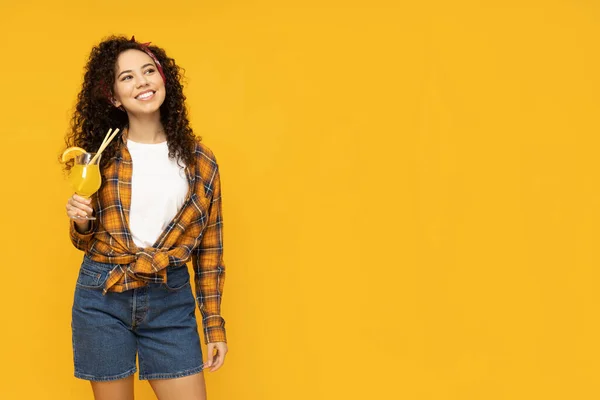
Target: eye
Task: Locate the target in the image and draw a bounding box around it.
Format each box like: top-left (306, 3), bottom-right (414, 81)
top-left (121, 75), bottom-right (133, 81)
top-left (145, 68), bottom-right (156, 75)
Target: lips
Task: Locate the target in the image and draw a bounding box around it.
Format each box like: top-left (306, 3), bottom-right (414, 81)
top-left (135, 90), bottom-right (156, 100)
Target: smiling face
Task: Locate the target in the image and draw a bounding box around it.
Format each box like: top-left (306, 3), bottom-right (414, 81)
top-left (112, 49), bottom-right (166, 116)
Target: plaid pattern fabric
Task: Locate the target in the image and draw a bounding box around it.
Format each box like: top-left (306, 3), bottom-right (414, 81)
top-left (70, 133), bottom-right (226, 344)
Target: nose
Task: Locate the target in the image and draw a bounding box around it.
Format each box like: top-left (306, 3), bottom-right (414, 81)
top-left (135, 74), bottom-right (149, 88)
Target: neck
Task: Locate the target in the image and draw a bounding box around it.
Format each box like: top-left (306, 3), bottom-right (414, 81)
top-left (126, 112), bottom-right (166, 144)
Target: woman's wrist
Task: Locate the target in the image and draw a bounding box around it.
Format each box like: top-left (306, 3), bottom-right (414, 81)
top-left (73, 220), bottom-right (91, 233)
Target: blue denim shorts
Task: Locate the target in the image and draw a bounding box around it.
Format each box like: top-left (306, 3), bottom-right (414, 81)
top-left (71, 256), bottom-right (204, 381)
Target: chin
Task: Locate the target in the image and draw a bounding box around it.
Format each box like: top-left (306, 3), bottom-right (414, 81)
top-left (136, 106), bottom-right (162, 115)
top-left (125, 102), bottom-right (164, 116)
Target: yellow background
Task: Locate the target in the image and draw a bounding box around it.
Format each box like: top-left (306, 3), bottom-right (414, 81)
top-left (0, 0), bottom-right (599, 399)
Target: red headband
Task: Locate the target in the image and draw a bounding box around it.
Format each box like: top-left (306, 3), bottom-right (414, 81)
top-left (130, 36), bottom-right (167, 83)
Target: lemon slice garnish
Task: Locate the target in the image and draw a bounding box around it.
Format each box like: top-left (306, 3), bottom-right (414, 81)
top-left (61, 146), bottom-right (87, 162)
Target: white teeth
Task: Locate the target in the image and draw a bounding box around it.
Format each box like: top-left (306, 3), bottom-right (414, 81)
top-left (137, 91), bottom-right (154, 100)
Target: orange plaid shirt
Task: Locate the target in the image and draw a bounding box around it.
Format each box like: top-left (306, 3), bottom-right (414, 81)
top-left (70, 133), bottom-right (226, 344)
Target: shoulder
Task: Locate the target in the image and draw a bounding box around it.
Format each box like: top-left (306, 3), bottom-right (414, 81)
top-left (192, 139), bottom-right (221, 189)
top-left (193, 138), bottom-right (219, 167)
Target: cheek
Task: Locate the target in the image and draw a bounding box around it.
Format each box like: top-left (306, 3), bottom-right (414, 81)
top-left (113, 82), bottom-right (132, 99)
top-left (156, 79), bottom-right (166, 92)
top-left (156, 82), bottom-right (167, 101)
top-left (112, 85), bottom-right (124, 100)
top-left (157, 90), bottom-right (167, 107)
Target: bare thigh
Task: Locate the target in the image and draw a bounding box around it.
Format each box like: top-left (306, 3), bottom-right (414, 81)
top-left (90, 375), bottom-right (134, 400)
top-left (149, 371), bottom-right (207, 400)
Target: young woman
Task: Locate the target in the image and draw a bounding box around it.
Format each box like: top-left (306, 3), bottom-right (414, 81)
top-left (63, 35), bottom-right (228, 400)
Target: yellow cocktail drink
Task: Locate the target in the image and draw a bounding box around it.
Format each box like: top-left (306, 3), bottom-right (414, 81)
top-left (68, 164), bottom-right (101, 197)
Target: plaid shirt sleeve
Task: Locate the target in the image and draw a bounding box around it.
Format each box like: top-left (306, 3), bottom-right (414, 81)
top-left (193, 160), bottom-right (227, 344)
top-left (69, 219), bottom-right (97, 252)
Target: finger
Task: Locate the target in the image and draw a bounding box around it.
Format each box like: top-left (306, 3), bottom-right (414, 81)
top-left (206, 345), bottom-right (215, 368)
top-left (208, 354), bottom-right (219, 372)
top-left (73, 194), bottom-right (91, 204)
top-left (69, 199), bottom-right (94, 215)
top-left (211, 346), bottom-right (227, 370)
top-left (66, 204), bottom-right (89, 219)
top-left (69, 196), bottom-right (93, 209)
top-left (69, 212), bottom-right (87, 219)
top-left (210, 354), bottom-right (224, 372)
top-left (76, 204), bottom-right (94, 215)
top-left (211, 352), bottom-right (226, 372)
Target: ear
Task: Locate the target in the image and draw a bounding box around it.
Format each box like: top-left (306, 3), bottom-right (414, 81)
top-left (111, 97), bottom-right (122, 108)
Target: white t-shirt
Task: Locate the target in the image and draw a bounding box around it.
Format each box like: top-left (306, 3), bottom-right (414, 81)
top-left (127, 139), bottom-right (189, 248)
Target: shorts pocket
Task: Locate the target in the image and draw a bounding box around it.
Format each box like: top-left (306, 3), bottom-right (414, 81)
top-left (164, 266), bottom-right (191, 291)
top-left (76, 267), bottom-right (109, 290)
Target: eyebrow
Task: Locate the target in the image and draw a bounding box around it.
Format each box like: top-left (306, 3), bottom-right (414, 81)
top-left (117, 63), bottom-right (155, 79)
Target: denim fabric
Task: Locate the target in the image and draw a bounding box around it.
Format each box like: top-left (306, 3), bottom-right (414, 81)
top-left (71, 255), bottom-right (204, 381)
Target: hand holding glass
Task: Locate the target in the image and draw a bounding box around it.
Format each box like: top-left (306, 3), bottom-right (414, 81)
top-left (68, 153), bottom-right (101, 220)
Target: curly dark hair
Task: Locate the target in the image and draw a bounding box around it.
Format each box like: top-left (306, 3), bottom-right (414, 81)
top-left (62, 35), bottom-right (199, 171)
